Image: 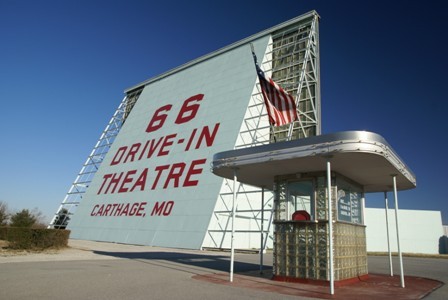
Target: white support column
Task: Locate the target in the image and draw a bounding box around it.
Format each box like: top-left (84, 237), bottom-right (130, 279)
top-left (260, 186), bottom-right (265, 274)
top-left (361, 192), bottom-right (366, 224)
top-left (230, 168), bottom-right (237, 282)
top-left (392, 175), bottom-right (405, 288)
top-left (384, 192), bottom-right (394, 276)
top-left (326, 159), bottom-right (335, 295)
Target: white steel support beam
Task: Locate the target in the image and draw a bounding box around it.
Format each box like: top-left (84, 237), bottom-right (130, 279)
top-left (384, 191), bottom-right (394, 276)
top-left (260, 186), bottom-right (265, 274)
top-left (326, 158), bottom-right (335, 295)
top-left (392, 175), bottom-right (405, 288)
top-left (230, 168), bottom-right (238, 282)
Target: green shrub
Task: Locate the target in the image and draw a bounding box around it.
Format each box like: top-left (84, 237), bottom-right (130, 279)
top-left (0, 227), bottom-right (7, 240)
top-left (0, 227), bottom-right (70, 250)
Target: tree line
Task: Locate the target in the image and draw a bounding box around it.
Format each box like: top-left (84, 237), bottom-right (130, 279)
top-left (0, 201), bottom-right (69, 229)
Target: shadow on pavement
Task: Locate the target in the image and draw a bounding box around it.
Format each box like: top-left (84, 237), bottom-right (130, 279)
top-left (93, 250), bottom-right (272, 277)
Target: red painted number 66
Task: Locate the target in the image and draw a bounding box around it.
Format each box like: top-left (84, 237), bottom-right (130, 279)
top-left (145, 94), bottom-right (204, 133)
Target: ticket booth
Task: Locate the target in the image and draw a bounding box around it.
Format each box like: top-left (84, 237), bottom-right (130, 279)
top-left (273, 172), bottom-right (367, 282)
top-left (212, 131), bottom-right (416, 293)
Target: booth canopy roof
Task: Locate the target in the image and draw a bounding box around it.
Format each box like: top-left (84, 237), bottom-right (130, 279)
top-left (212, 131), bottom-right (416, 193)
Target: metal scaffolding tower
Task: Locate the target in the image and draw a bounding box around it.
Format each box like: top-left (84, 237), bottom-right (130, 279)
top-left (48, 89), bottom-right (142, 229)
top-left (203, 13), bottom-right (321, 250)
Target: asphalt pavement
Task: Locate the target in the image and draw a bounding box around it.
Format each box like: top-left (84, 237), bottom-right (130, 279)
top-left (0, 240), bottom-right (446, 300)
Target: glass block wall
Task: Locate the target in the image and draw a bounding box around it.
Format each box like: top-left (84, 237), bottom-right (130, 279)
top-left (273, 172), bottom-right (368, 281)
top-left (274, 221), bottom-right (329, 280)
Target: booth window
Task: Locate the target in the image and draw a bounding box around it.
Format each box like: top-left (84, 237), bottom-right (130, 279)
top-left (287, 180), bottom-right (314, 221)
top-left (336, 177), bottom-right (363, 224)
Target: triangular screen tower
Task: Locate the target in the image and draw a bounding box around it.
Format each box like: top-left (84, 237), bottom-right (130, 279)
top-left (50, 11), bottom-right (321, 250)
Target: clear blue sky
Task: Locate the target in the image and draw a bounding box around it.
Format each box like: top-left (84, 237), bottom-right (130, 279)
top-left (1, 0), bottom-right (447, 224)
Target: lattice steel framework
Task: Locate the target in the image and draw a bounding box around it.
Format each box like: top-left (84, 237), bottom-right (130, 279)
top-left (48, 89), bottom-right (142, 229)
top-left (204, 13), bottom-right (321, 250)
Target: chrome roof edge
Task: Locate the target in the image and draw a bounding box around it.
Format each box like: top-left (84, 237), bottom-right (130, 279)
top-left (212, 131), bottom-right (416, 186)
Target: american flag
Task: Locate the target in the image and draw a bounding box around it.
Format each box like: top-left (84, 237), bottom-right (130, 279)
top-left (252, 48), bottom-right (298, 126)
